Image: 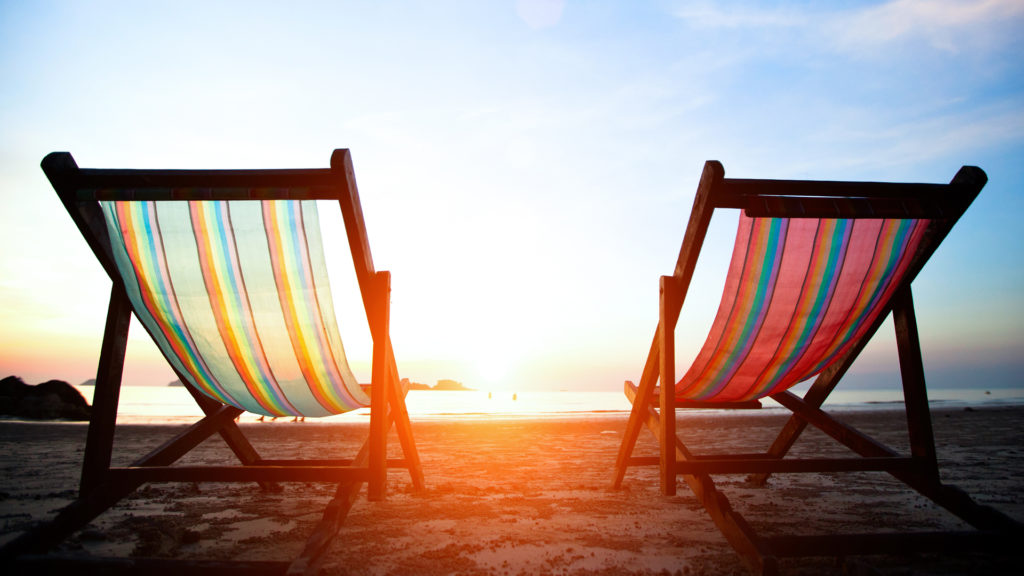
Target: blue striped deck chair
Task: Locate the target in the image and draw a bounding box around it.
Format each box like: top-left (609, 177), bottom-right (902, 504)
top-left (4, 149), bottom-right (423, 575)
top-left (613, 161), bottom-right (1021, 574)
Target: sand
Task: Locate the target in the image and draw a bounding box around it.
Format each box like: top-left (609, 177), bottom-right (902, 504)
top-left (1, 407), bottom-right (1022, 575)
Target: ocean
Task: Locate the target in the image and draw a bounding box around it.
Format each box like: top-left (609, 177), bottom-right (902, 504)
top-left (70, 385), bottom-right (1024, 425)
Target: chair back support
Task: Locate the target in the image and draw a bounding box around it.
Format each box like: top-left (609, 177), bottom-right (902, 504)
top-left (99, 196), bottom-right (370, 412)
top-left (99, 195), bottom-right (370, 412)
top-left (678, 213), bottom-right (929, 402)
top-left (101, 198), bottom-right (367, 416)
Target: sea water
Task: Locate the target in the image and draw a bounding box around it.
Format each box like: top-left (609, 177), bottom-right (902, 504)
top-left (70, 385), bottom-right (1024, 425)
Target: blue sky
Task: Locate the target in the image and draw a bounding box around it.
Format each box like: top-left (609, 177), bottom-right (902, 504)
top-left (1, 0), bottom-right (1022, 392)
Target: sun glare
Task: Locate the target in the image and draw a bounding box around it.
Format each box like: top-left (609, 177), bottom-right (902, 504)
top-left (477, 353), bottom-right (510, 389)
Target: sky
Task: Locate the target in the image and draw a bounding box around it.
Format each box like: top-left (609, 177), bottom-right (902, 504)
top-left (1, 0), bottom-right (1023, 393)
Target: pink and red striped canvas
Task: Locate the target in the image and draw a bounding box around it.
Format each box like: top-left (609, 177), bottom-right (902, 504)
top-left (677, 214), bottom-right (929, 402)
top-left (101, 199), bottom-right (369, 417)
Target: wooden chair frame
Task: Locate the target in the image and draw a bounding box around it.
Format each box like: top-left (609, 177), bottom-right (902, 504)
top-left (613, 161), bottom-right (1022, 575)
top-left (1, 149), bottom-right (425, 575)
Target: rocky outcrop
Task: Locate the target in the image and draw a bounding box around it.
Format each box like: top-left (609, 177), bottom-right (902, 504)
top-left (0, 376), bottom-right (92, 420)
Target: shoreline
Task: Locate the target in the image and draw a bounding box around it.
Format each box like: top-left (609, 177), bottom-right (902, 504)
top-left (2, 407), bottom-right (1022, 574)
top-left (4, 400), bottom-right (1024, 427)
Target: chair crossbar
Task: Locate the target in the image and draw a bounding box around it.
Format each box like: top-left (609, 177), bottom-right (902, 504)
top-left (10, 554), bottom-right (291, 576)
top-left (257, 458), bottom-right (411, 468)
top-left (107, 465), bottom-right (373, 484)
top-left (762, 530), bottom-right (1022, 558)
top-left (628, 456), bottom-right (917, 475)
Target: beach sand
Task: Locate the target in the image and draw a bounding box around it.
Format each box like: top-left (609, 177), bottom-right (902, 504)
top-left (1, 407), bottom-right (1022, 575)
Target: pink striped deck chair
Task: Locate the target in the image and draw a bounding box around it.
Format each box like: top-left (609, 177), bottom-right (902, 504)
top-left (5, 149), bottom-right (423, 574)
top-left (613, 161), bottom-right (1021, 574)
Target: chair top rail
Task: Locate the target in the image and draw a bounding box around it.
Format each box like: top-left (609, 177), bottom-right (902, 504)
top-left (719, 177), bottom-right (959, 200)
top-left (713, 170), bottom-right (984, 220)
top-left (41, 153), bottom-right (350, 201)
top-left (70, 169), bottom-right (342, 202)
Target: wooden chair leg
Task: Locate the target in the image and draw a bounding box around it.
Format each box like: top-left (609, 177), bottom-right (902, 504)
top-left (659, 276), bottom-right (679, 496)
top-left (286, 374), bottom-right (411, 576)
top-left (80, 285), bottom-right (132, 496)
top-left (891, 286), bottom-right (939, 480)
top-left (388, 369), bottom-right (424, 490)
top-left (625, 383), bottom-right (776, 575)
top-left (368, 271), bottom-right (391, 501)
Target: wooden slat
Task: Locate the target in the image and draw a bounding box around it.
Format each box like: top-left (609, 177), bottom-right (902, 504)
top-left (71, 167), bottom-right (337, 190)
top-left (718, 177), bottom-right (964, 200)
top-left (764, 530), bottom-right (1019, 558)
top-left (107, 466), bottom-right (371, 484)
top-left (78, 186), bottom-right (339, 202)
top-left (257, 458), bottom-right (409, 468)
top-left (674, 457), bottom-right (916, 475)
top-left (11, 555), bottom-right (290, 576)
top-left (644, 391), bottom-right (761, 410)
top-left (385, 343), bottom-right (425, 490)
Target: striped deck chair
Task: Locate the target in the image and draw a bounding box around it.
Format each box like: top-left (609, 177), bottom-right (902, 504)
top-left (613, 161), bottom-right (1021, 575)
top-left (3, 149), bottom-right (423, 575)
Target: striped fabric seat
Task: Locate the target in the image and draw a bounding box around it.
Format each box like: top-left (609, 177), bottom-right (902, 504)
top-left (678, 214), bottom-right (928, 402)
top-left (101, 199), bottom-right (369, 417)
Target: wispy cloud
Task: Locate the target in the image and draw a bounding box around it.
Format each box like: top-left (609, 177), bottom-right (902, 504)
top-left (672, 1), bottom-right (806, 29)
top-left (673, 0), bottom-right (1024, 57)
top-left (516, 0), bottom-right (566, 29)
top-left (828, 0), bottom-right (1024, 56)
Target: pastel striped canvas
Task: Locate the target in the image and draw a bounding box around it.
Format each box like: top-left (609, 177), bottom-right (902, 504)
top-left (677, 213), bottom-right (929, 402)
top-left (100, 199), bottom-right (369, 417)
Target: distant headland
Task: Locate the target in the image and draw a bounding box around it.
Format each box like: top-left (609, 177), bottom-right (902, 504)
top-left (404, 379), bottom-right (476, 392)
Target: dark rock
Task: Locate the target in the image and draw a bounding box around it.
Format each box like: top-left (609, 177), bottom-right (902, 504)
top-left (0, 376), bottom-right (92, 420)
